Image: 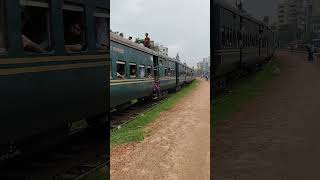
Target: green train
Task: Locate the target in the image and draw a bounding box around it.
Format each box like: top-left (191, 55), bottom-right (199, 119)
top-left (211, 0), bottom-right (278, 91)
top-left (0, 0), bottom-right (109, 159)
top-left (110, 33), bottom-right (195, 109)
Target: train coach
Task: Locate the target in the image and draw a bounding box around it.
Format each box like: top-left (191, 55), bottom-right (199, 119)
top-left (0, 0), bottom-right (109, 159)
top-left (211, 1), bottom-right (277, 90)
top-left (110, 33), bottom-right (195, 110)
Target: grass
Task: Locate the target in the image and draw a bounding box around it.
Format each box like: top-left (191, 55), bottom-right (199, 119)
top-left (110, 80), bottom-right (198, 148)
top-left (212, 58), bottom-right (281, 127)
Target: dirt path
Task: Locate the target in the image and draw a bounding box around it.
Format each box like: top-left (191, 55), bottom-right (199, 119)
top-left (111, 79), bottom-right (210, 180)
top-left (213, 51), bottom-right (320, 180)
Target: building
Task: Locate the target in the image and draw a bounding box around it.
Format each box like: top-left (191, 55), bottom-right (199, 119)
top-left (277, 0), bottom-right (309, 42)
top-left (158, 45), bottom-right (168, 56)
top-left (196, 56), bottom-right (210, 76)
top-left (310, 0), bottom-right (320, 38)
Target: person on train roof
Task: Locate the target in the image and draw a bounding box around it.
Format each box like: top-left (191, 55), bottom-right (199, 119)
top-left (144, 33), bottom-right (150, 48)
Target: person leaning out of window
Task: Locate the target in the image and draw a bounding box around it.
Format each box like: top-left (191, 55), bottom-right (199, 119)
top-left (65, 22), bottom-right (83, 53)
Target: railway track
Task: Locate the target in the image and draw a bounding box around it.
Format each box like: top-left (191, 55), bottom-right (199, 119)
top-left (0, 127), bottom-right (107, 180)
top-left (0, 87), bottom-right (189, 179)
top-left (111, 94), bottom-right (170, 130)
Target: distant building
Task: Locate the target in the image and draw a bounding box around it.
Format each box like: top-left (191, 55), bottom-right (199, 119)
top-left (159, 45), bottom-right (168, 56)
top-left (310, 0), bottom-right (320, 38)
top-left (277, 0), bottom-right (309, 42)
top-left (196, 56), bottom-right (210, 76)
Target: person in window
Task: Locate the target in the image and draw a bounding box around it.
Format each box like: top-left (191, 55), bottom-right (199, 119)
top-left (96, 18), bottom-right (108, 51)
top-left (144, 33), bottom-right (150, 48)
top-left (65, 22), bottom-right (83, 52)
top-left (131, 68), bottom-right (136, 77)
top-left (117, 72), bottom-right (125, 79)
top-left (21, 9), bottom-right (45, 53)
top-left (117, 68), bottom-right (125, 79)
top-left (140, 68), bottom-right (145, 78)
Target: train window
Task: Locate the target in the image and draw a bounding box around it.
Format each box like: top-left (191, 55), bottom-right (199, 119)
top-left (116, 61), bottom-right (126, 79)
top-left (233, 31), bottom-right (237, 47)
top-left (139, 65), bottom-right (145, 78)
top-left (63, 3), bottom-right (86, 53)
top-left (94, 9), bottom-right (109, 51)
top-left (221, 28), bottom-right (225, 47)
top-left (129, 63), bottom-right (137, 78)
top-left (146, 66), bottom-right (152, 78)
top-left (0, 0), bottom-right (6, 53)
top-left (110, 66), bottom-right (112, 79)
top-left (20, 0), bottom-right (51, 53)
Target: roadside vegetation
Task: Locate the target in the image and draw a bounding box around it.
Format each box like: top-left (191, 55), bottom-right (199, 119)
top-left (110, 80), bottom-right (198, 148)
top-left (212, 58), bottom-right (281, 128)
top-left (89, 81), bottom-right (198, 180)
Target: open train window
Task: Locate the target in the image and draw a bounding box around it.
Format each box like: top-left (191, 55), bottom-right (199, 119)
top-left (94, 9), bottom-right (109, 52)
top-left (110, 65), bottom-right (112, 79)
top-left (139, 65), bottom-right (145, 78)
top-left (129, 63), bottom-right (137, 78)
top-left (116, 61), bottom-right (126, 79)
top-left (0, 0), bottom-right (6, 54)
top-left (221, 28), bottom-right (225, 47)
top-left (63, 3), bottom-right (86, 53)
top-left (20, 0), bottom-right (51, 53)
top-left (146, 66), bottom-right (152, 78)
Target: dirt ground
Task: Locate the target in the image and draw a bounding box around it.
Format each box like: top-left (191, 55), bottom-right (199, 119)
top-left (111, 79), bottom-right (210, 180)
top-left (213, 51), bottom-right (320, 180)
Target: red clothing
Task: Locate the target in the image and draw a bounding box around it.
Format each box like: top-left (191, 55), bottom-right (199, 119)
top-left (144, 37), bottom-right (150, 48)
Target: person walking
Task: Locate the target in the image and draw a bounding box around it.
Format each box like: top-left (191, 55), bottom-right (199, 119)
top-left (307, 43), bottom-right (315, 62)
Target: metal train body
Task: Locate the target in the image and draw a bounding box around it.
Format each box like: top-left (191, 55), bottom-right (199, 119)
top-left (0, 0), bottom-right (109, 156)
top-left (212, 1), bottom-right (277, 81)
top-left (110, 33), bottom-right (195, 109)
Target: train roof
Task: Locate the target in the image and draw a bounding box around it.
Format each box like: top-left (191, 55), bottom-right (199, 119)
top-left (110, 32), bottom-right (157, 56)
top-left (214, 0), bottom-right (271, 29)
top-left (110, 33), bottom-right (183, 64)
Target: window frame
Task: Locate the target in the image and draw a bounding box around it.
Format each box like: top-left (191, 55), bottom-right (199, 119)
top-left (146, 65), bottom-right (152, 78)
top-left (129, 62), bottom-right (137, 78)
top-left (0, 0), bottom-right (7, 55)
top-left (20, 0), bottom-right (53, 56)
top-left (116, 60), bottom-right (126, 79)
top-left (94, 8), bottom-right (109, 53)
top-left (62, 2), bottom-right (88, 54)
top-left (138, 64), bottom-right (146, 78)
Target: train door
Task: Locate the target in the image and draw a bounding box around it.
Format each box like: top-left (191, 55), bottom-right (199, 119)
top-left (153, 55), bottom-right (159, 78)
top-left (175, 61), bottom-right (179, 85)
top-left (239, 17), bottom-right (243, 66)
top-left (259, 24), bottom-right (262, 57)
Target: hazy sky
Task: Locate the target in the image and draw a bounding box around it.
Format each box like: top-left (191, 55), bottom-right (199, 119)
top-left (111, 0), bottom-right (210, 67)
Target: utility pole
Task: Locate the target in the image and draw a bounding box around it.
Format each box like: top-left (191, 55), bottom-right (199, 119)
top-left (236, 0), bottom-right (243, 10)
